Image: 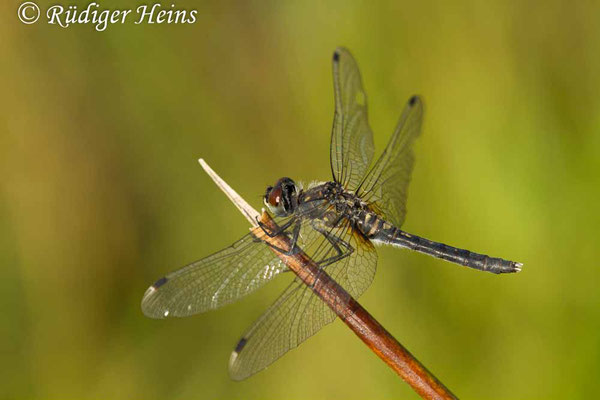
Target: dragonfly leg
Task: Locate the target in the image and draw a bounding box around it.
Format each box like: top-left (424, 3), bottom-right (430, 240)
top-left (311, 223), bottom-right (354, 268)
top-left (260, 219), bottom-right (302, 256)
top-left (256, 217), bottom-right (295, 238)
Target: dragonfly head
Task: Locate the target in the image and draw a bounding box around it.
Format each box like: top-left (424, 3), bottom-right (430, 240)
top-left (264, 177), bottom-right (298, 217)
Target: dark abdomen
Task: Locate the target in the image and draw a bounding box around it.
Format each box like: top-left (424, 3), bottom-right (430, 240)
top-left (369, 222), bottom-right (521, 274)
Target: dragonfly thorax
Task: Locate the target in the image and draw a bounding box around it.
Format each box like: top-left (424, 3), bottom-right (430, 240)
top-left (301, 181), bottom-right (374, 226)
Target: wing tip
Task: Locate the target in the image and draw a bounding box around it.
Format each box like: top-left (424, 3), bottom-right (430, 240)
top-left (152, 276), bottom-right (169, 289)
top-left (333, 49), bottom-right (341, 62)
top-left (234, 337), bottom-right (248, 353)
top-left (228, 336), bottom-right (249, 381)
top-left (333, 46), bottom-right (350, 63)
top-left (409, 95), bottom-right (422, 107)
top-left (141, 277), bottom-right (171, 319)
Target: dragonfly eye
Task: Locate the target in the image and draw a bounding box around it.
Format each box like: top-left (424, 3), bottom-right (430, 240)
top-left (267, 186), bottom-right (282, 207)
top-left (264, 178), bottom-right (297, 216)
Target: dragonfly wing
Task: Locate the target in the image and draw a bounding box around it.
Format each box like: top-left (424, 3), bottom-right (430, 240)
top-left (229, 220), bottom-right (377, 380)
top-left (141, 231), bottom-right (288, 319)
top-left (356, 96), bottom-right (423, 228)
top-left (330, 47), bottom-right (375, 191)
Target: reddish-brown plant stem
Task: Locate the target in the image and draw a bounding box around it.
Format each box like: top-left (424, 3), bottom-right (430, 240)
top-left (253, 212), bottom-right (457, 400)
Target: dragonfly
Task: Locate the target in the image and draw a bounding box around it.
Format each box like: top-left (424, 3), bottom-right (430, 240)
top-left (141, 47), bottom-right (522, 381)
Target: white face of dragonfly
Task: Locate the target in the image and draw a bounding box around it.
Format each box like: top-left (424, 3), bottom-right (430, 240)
top-left (264, 177), bottom-right (299, 217)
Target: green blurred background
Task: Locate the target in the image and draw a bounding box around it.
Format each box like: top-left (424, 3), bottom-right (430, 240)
top-left (2, 0), bottom-right (599, 398)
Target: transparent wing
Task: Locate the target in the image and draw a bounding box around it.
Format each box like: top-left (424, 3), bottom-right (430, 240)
top-left (229, 219), bottom-right (377, 380)
top-left (356, 96), bottom-right (423, 228)
top-left (330, 47), bottom-right (375, 191)
top-left (141, 232), bottom-right (288, 319)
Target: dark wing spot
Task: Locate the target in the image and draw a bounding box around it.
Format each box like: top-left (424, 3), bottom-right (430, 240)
top-left (234, 337), bottom-right (248, 353)
top-left (333, 51), bottom-right (340, 62)
top-left (409, 95), bottom-right (418, 106)
top-left (152, 276), bottom-right (168, 289)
